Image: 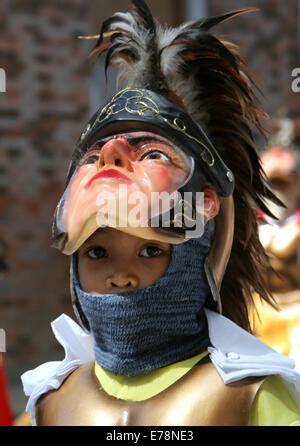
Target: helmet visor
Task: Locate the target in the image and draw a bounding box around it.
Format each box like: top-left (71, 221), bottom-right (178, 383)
top-left (52, 131), bottom-right (201, 254)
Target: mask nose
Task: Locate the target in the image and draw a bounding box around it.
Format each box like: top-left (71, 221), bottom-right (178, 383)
top-left (106, 272), bottom-right (139, 291)
top-left (99, 136), bottom-right (134, 172)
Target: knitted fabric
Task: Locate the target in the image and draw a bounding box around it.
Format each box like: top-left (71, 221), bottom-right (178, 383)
top-left (71, 223), bottom-right (214, 376)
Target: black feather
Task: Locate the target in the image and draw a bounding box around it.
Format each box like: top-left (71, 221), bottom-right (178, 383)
top-left (190, 8), bottom-right (258, 32)
top-left (87, 3), bottom-right (280, 330)
top-left (131, 0), bottom-right (156, 33)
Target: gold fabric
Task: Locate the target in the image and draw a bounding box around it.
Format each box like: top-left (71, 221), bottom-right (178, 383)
top-left (252, 291), bottom-right (300, 357)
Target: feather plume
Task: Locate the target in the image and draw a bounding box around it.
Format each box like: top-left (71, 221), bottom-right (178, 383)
top-left (87, 0), bottom-right (281, 331)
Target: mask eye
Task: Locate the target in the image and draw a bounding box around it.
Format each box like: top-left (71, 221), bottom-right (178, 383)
top-left (79, 148), bottom-right (101, 166)
top-left (139, 246), bottom-right (163, 257)
top-left (140, 151), bottom-right (170, 162)
top-left (85, 155), bottom-right (99, 164)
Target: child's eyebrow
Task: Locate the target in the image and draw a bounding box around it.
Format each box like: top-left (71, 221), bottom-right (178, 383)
top-left (81, 238), bottom-right (107, 247)
top-left (142, 242), bottom-right (171, 250)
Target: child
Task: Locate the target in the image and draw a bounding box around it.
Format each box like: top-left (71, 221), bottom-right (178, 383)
top-left (22, 1), bottom-right (300, 425)
top-left (24, 224), bottom-right (300, 426)
top-left (77, 227), bottom-right (172, 294)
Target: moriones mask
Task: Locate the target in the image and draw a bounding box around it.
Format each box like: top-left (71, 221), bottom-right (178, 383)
top-left (52, 88), bottom-right (235, 254)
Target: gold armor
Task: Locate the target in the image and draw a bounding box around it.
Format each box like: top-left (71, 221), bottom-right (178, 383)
top-left (36, 361), bottom-right (264, 426)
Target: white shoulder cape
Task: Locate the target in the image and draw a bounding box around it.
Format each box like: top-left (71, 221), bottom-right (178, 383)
top-left (21, 308), bottom-right (300, 425)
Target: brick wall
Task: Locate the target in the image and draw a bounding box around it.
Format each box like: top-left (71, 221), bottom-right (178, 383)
top-left (0, 0), bottom-right (95, 415)
top-left (209, 0), bottom-right (299, 120)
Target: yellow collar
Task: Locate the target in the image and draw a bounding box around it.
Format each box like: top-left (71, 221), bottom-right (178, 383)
top-left (94, 351), bottom-right (208, 402)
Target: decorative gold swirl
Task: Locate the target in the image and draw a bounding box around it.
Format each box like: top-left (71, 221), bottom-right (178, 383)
top-left (79, 88), bottom-right (215, 168)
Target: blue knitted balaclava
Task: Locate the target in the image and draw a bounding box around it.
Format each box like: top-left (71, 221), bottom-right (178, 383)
top-left (71, 222), bottom-right (214, 376)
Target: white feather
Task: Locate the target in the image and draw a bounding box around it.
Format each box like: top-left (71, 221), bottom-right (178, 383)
top-left (160, 43), bottom-right (185, 75)
top-left (156, 23), bottom-right (187, 50)
top-left (114, 12), bottom-right (136, 24)
top-left (109, 22), bottom-right (139, 39)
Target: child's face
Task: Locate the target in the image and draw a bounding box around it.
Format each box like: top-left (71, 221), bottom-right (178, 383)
top-left (77, 227), bottom-right (171, 293)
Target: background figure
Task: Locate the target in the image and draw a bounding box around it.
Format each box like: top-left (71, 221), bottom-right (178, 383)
top-left (253, 118), bottom-right (300, 359)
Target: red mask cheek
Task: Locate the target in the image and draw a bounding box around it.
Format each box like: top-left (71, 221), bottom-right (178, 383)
top-left (146, 165), bottom-right (173, 190)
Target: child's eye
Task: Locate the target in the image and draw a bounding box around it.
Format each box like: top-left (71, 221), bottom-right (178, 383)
top-left (139, 246), bottom-right (163, 258)
top-left (87, 247), bottom-right (107, 259)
